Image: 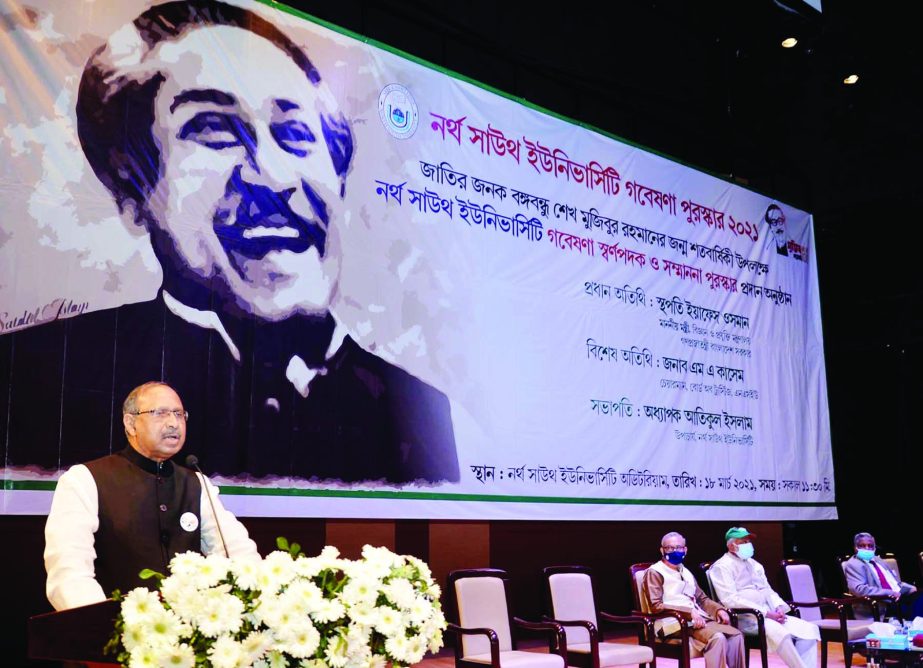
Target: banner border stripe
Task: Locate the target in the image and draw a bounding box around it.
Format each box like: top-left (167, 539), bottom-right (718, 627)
top-left (2, 480), bottom-right (834, 508)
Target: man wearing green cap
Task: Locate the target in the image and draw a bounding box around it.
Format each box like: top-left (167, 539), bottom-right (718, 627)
top-left (710, 527), bottom-right (819, 668)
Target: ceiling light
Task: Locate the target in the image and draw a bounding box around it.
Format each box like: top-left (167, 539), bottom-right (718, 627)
top-left (781, 37), bottom-right (798, 48)
top-left (843, 74), bottom-right (859, 85)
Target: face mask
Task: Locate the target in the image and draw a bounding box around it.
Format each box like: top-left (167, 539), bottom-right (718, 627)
top-left (665, 550), bottom-right (686, 565)
top-left (736, 542), bottom-right (755, 560)
top-left (857, 548), bottom-right (875, 562)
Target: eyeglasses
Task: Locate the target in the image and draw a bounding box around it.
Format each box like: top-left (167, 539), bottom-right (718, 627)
top-left (662, 546), bottom-right (687, 553)
top-left (132, 408), bottom-right (189, 421)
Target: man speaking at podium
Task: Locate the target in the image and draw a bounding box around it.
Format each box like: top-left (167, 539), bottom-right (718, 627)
top-left (44, 382), bottom-right (259, 611)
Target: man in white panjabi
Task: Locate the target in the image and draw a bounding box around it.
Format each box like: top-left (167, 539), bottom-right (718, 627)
top-left (710, 527), bottom-right (820, 668)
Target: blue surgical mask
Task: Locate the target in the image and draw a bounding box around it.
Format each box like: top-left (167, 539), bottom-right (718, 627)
top-left (736, 542), bottom-right (755, 560)
top-left (665, 550), bottom-right (686, 565)
top-left (857, 548), bottom-right (876, 562)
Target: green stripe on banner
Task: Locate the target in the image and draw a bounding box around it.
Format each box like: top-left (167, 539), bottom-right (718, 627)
top-left (3, 479), bottom-right (835, 508)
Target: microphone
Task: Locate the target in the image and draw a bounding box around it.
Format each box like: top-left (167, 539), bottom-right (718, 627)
top-left (185, 454), bottom-right (230, 558)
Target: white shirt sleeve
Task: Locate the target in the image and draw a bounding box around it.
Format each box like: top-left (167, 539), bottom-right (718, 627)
top-left (196, 474), bottom-right (260, 560)
top-left (43, 465), bottom-right (107, 611)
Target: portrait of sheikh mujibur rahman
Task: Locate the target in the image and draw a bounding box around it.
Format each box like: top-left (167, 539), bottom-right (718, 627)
top-left (0, 0), bottom-right (459, 484)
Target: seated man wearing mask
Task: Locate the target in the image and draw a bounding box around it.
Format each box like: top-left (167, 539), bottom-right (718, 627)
top-left (845, 532), bottom-right (921, 618)
top-left (710, 527), bottom-right (819, 668)
top-left (642, 531), bottom-right (745, 668)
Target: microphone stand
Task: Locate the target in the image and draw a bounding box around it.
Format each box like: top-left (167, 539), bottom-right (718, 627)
top-left (185, 455), bottom-right (230, 558)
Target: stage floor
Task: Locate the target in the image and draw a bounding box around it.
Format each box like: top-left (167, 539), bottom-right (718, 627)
top-left (418, 639), bottom-right (862, 668)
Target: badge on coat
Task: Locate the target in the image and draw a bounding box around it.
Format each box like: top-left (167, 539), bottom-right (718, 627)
top-left (180, 511), bottom-right (199, 532)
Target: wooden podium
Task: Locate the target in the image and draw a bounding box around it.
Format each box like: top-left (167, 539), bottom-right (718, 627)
top-left (28, 599), bottom-right (120, 664)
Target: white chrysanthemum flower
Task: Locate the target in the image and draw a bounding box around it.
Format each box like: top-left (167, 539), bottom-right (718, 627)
top-left (382, 578), bottom-right (416, 610)
top-left (427, 626), bottom-right (445, 654)
top-left (385, 634), bottom-right (410, 664)
top-left (195, 590), bottom-right (245, 637)
top-left (341, 576), bottom-right (381, 608)
top-left (121, 622), bottom-right (149, 653)
top-left (324, 632), bottom-right (350, 668)
top-left (156, 642), bottom-right (196, 668)
top-left (208, 635), bottom-right (244, 668)
top-left (231, 557), bottom-right (261, 591)
top-left (250, 591), bottom-right (281, 627)
top-left (143, 606), bottom-right (187, 649)
top-left (348, 601), bottom-right (378, 627)
top-left (345, 623), bottom-right (372, 662)
top-left (406, 555), bottom-right (433, 581)
top-left (299, 659), bottom-right (331, 668)
top-left (318, 545), bottom-right (341, 563)
top-left (427, 583), bottom-right (442, 600)
top-left (403, 635), bottom-right (427, 664)
top-left (359, 546), bottom-right (398, 579)
top-left (258, 594), bottom-right (301, 633)
top-left (373, 606), bottom-right (404, 637)
top-left (121, 587), bottom-right (163, 625)
top-left (279, 620), bottom-right (321, 658)
top-left (192, 553), bottom-right (232, 589)
top-left (406, 596), bottom-right (434, 625)
top-left (128, 644), bottom-right (158, 667)
top-left (160, 579), bottom-right (205, 624)
top-left (169, 551), bottom-right (205, 577)
top-left (281, 578), bottom-right (324, 614)
top-left (258, 551), bottom-right (297, 593)
top-left (312, 597), bottom-right (345, 624)
top-left (364, 655), bottom-right (388, 668)
top-left (293, 556), bottom-right (325, 579)
top-left (241, 630), bottom-right (273, 663)
top-left (256, 650), bottom-right (290, 668)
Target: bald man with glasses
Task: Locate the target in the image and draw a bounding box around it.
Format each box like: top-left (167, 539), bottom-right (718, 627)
top-left (44, 381), bottom-right (258, 611)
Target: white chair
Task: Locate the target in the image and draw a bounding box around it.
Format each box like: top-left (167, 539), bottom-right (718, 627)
top-left (629, 562), bottom-right (705, 668)
top-left (448, 568), bottom-right (566, 668)
top-left (780, 559), bottom-right (871, 668)
top-left (544, 566), bottom-right (655, 668)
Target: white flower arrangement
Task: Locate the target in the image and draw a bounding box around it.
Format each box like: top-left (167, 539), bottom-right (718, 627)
top-left (106, 539), bottom-right (446, 668)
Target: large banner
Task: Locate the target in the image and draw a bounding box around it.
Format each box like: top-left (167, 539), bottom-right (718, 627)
top-left (0, 0), bottom-right (834, 520)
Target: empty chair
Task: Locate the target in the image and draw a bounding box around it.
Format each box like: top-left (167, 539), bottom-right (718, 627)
top-left (779, 559), bottom-right (871, 668)
top-left (447, 568), bottom-right (567, 668)
top-left (544, 565), bottom-right (655, 668)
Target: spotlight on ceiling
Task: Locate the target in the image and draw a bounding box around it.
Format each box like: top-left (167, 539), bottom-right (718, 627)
top-left (843, 74), bottom-right (859, 85)
top-left (781, 37), bottom-right (798, 48)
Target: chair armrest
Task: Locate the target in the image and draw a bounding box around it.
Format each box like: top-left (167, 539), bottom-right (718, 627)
top-left (632, 610), bottom-right (689, 639)
top-left (542, 616), bottom-right (598, 637)
top-left (601, 612), bottom-right (657, 649)
top-left (600, 611), bottom-right (654, 627)
top-left (514, 617), bottom-right (568, 656)
top-left (446, 623), bottom-right (500, 665)
top-left (726, 607), bottom-right (766, 635)
top-left (543, 616), bottom-right (598, 653)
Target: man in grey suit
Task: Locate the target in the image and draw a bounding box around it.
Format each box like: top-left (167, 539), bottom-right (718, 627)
top-left (844, 532), bottom-right (919, 618)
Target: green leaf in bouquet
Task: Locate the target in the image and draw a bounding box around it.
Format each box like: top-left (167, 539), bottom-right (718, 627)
top-left (138, 568), bottom-right (164, 581)
top-left (276, 536), bottom-right (290, 550)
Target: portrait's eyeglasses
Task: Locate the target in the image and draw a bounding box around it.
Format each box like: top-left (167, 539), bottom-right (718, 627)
top-left (662, 546), bottom-right (687, 553)
top-left (132, 408), bottom-right (189, 421)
